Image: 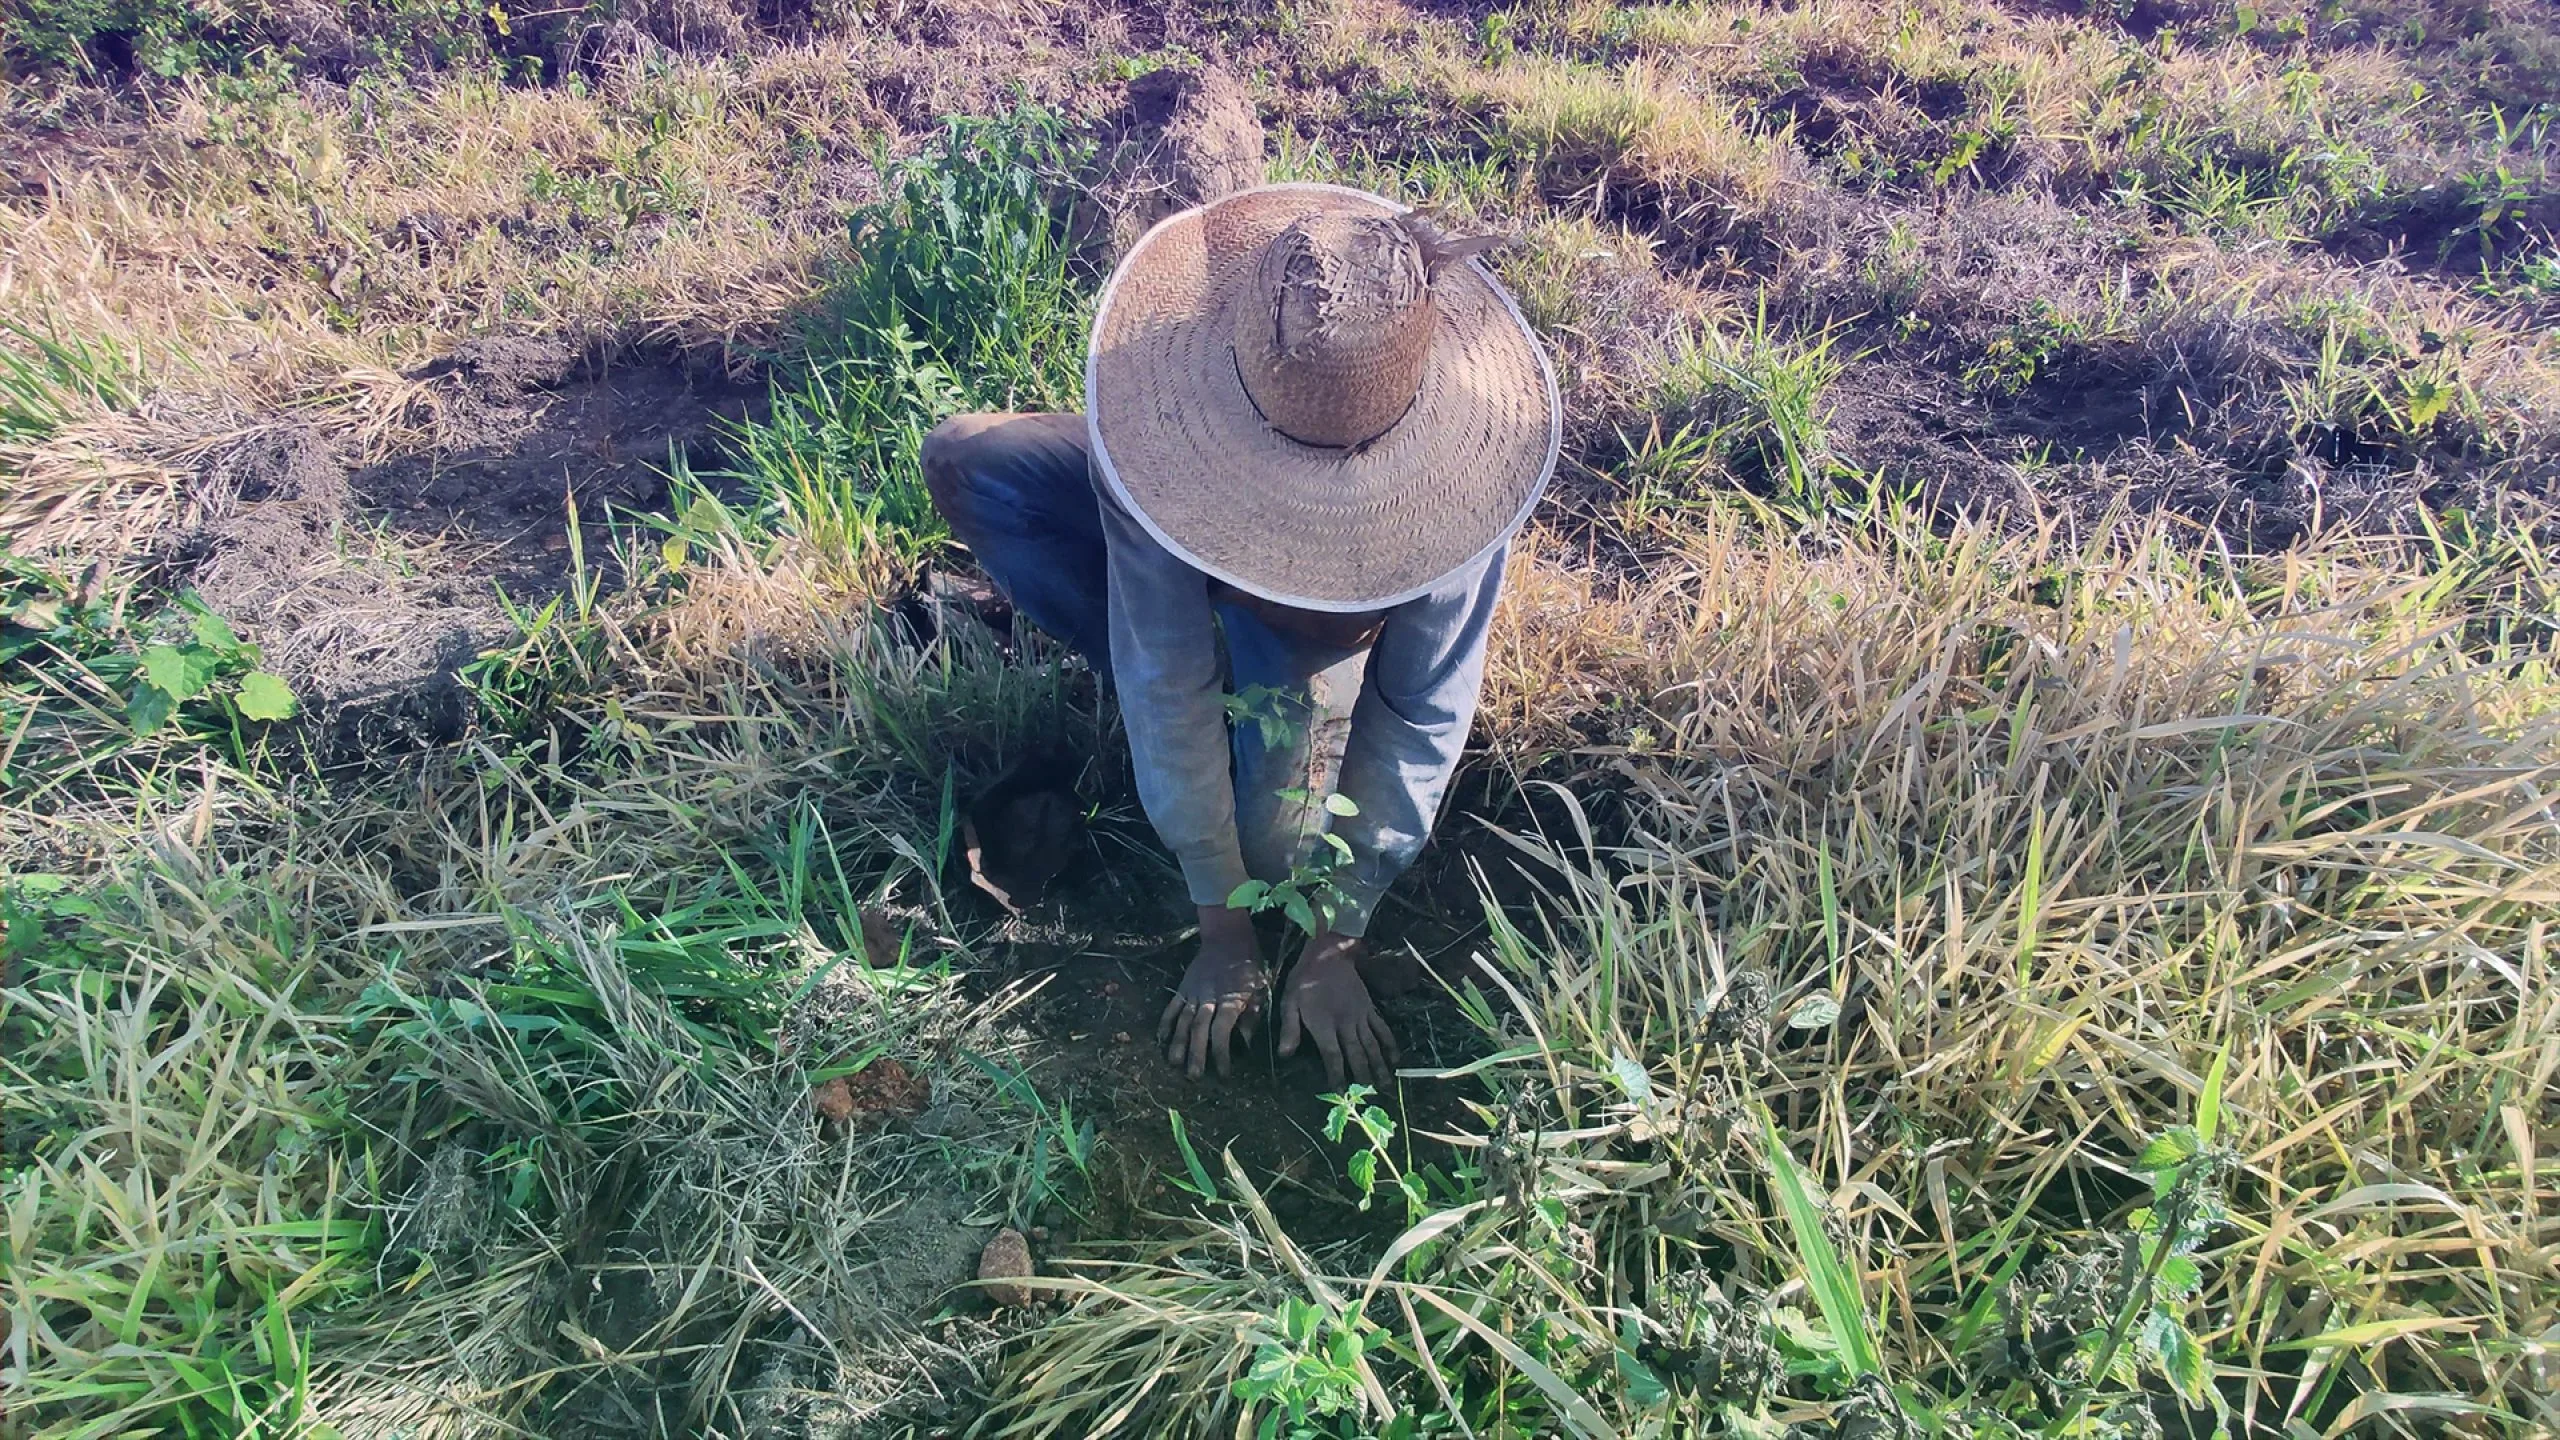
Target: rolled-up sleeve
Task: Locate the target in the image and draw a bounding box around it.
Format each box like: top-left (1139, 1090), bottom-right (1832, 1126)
top-left (1325, 544), bottom-right (1505, 937)
top-left (1101, 493), bottom-right (1252, 909)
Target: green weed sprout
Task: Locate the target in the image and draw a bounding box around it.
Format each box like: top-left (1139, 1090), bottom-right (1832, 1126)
top-left (1222, 683), bottom-right (1366, 935)
top-left (1232, 1295), bottom-right (1389, 1440)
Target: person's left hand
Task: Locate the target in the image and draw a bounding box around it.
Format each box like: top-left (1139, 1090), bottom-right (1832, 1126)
top-left (1277, 930), bottom-right (1400, 1089)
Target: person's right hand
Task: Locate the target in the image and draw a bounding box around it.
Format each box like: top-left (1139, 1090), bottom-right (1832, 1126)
top-left (1158, 904), bottom-right (1267, 1080)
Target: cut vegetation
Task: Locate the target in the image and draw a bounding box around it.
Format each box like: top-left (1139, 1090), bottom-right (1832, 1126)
top-left (4, 0), bottom-right (2556, 1437)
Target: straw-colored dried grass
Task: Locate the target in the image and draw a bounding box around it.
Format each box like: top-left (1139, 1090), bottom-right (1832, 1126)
top-left (993, 504), bottom-right (2560, 1433)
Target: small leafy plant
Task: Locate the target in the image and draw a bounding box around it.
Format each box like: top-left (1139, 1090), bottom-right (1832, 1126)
top-left (1225, 787), bottom-right (1363, 935)
top-left (117, 599), bottom-right (298, 736)
top-left (3, 556), bottom-right (297, 795)
top-left (1232, 1295), bottom-right (1389, 1440)
top-left (1322, 1084), bottom-right (1434, 1223)
top-left (1222, 683), bottom-right (1368, 934)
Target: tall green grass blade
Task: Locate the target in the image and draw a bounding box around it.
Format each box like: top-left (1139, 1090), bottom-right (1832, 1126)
top-left (1759, 1108), bottom-right (1883, 1379)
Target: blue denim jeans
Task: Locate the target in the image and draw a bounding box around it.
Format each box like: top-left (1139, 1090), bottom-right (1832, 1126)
top-left (921, 412), bottom-right (1369, 884)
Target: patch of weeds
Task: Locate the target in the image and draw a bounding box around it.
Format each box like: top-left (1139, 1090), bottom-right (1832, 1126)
top-left (360, 865), bottom-right (1041, 1431)
top-left (1964, 300), bottom-right (2088, 397)
top-left (0, 321), bottom-right (143, 445)
top-left (1268, 125), bottom-right (1526, 212)
top-left (2114, 98), bottom-right (2390, 241)
top-left (2441, 104), bottom-right (2557, 268)
top-left (1, 0), bottom-right (235, 77)
top-left (456, 512), bottom-right (613, 740)
top-left (3, 869), bottom-right (384, 1439)
top-left (1, 554), bottom-right (299, 803)
top-left (718, 111), bottom-right (1092, 574)
top-left (1629, 296), bottom-right (1852, 515)
top-left (1231, 1294), bottom-right (1391, 1437)
top-left (2487, 248), bottom-right (2560, 306)
top-left (2282, 318), bottom-right (2493, 462)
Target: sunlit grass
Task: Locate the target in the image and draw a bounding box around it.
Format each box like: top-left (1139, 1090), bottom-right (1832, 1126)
top-left (8, 0), bottom-right (2560, 1434)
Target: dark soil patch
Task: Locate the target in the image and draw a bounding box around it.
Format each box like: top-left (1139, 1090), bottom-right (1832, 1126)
top-left (1825, 360), bottom-right (2042, 518)
top-left (175, 340), bottom-right (760, 754)
top-left (356, 336), bottom-right (762, 589)
top-left (945, 789), bottom-right (1496, 1252)
top-left (1014, 932), bottom-right (1480, 1246)
top-left (2325, 183), bottom-right (2560, 278)
top-left (1991, 344), bottom-right (2178, 454)
top-left (1762, 46), bottom-right (1970, 159)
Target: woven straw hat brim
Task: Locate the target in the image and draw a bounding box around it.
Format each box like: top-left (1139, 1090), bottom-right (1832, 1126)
top-left (1086, 184), bottom-right (1561, 613)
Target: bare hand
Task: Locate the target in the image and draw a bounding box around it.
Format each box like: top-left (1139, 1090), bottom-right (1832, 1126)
top-left (1277, 931), bottom-right (1400, 1089)
top-left (1158, 905), bottom-right (1266, 1080)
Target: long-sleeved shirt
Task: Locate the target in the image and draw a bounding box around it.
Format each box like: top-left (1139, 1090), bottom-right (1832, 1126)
top-left (1099, 482), bottom-right (1502, 938)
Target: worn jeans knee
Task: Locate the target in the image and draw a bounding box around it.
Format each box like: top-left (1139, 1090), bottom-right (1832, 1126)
top-left (918, 412), bottom-right (1112, 667)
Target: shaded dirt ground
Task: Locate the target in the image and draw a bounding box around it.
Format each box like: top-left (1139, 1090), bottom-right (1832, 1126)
top-left (357, 336), bottom-right (763, 584)
top-left (174, 340), bottom-right (761, 750)
top-left (949, 807), bottom-right (1501, 1250)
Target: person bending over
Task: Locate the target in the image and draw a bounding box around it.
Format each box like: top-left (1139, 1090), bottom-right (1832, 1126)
top-left (921, 184), bottom-right (1559, 1088)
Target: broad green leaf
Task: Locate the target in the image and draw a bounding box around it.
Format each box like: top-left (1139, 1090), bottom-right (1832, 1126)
top-left (1227, 880), bottom-right (1271, 908)
top-left (1609, 1054), bottom-right (1655, 1105)
top-left (1323, 792), bottom-right (1360, 817)
top-left (2135, 1125), bottom-right (2200, 1173)
top-left (192, 609), bottom-right (241, 652)
top-left (1615, 1346), bottom-right (1670, 1407)
top-left (140, 643), bottom-right (217, 699)
top-left (127, 682), bottom-right (175, 734)
top-left (2158, 1253), bottom-right (2203, 1298)
top-left (235, 671), bottom-right (298, 722)
top-left (1785, 993), bottom-right (1842, 1030)
top-left (2163, 1321), bottom-right (2210, 1402)
top-left (1282, 893), bottom-right (1316, 934)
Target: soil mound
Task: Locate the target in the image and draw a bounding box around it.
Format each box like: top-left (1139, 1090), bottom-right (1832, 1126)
top-left (1084, 64), bottom-right (1267, 261)
top-left (185, 424), bottom-right (503, 752)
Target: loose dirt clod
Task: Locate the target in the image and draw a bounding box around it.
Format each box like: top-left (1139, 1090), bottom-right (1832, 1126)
top-left (977, 1227), bottom-right (1034, 1308)
top-left (859, 908), bottom-right (907, 968)
top-left (838, 1058), bottom-right (931, 1125)
top-left (810, 1076), bottom-right (856, 1124)
top-left (812, 1060), bottom-right (929, 1135)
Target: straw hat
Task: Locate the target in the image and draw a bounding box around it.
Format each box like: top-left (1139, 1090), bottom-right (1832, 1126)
top-left (1085, 183), bottom-right (1560, 612)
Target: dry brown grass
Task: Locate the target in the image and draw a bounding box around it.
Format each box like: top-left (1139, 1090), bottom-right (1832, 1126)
top-left (0, 45), bottom-right (895, 551)
top-left (993, 501), bottom-right (2560, 1433)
